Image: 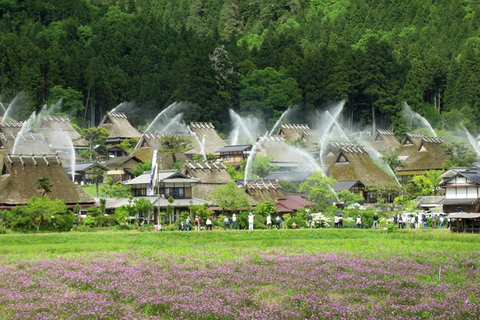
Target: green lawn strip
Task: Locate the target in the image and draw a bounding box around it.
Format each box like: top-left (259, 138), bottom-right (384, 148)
top-left (0, 229), bottom-right (478, 262)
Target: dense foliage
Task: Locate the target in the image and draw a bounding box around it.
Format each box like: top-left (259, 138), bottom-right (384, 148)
top-left (2, 1), bottom-right (480, 133)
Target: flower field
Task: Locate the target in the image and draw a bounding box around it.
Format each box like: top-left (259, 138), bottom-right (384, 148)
top-left (0, 230), bottom-right (479, 319)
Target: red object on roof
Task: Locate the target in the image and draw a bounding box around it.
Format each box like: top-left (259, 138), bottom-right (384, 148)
top-left (275, 194), bottom-right (313, 213)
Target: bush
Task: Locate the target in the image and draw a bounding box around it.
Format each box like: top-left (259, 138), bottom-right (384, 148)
top-left (0, 225), bottom-right (7, 234)
top-left (73, 225), bottom-right (96, 232)
top-left (82, 216), bottom-right (97, 228)
top-left (95, 215), bottom-right (117, 228)
top-left (115, 224), bottom-right (134, 231)
top-left (286, 217), bottom-right (307, 229)
top-left (53, 212), bottom-right (75, 232)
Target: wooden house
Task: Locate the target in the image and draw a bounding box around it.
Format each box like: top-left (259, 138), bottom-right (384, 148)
top-left (0, 154), bottom-right (95, 209)
top-left (104, 154), bottom-right (143, 182)
top-left (275, 194), bottom-right (314, 215)
top-left (98, 112), bottom-right (141, 145)
top-left (64, 161), bottom-right (109, 185)
top-left (107, 170), bottom-right (211, 224)
top-left (183, 160), bottom-right (232, 200)
top-left (216, 145), bottom-right (252, 165)
top-left (38, 116), bottom-right (88, 149)
top-left (440, 163), bottom-right (480, 213)
top-left (334, 180), bottom-right (366, 199)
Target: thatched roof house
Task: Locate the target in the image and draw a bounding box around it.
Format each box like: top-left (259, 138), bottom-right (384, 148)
top-left (301, 129), bottom-right (321, 151)
top-left (327, 143), bottom-right (396, 186)
top-left (257, 136), bottom-right (299, 163)
top-left (216, 145), bottom-right (251, 166)
top-left (98, 112), bottom-right (141, 144)
top-left (369, 129), bottom-right (400, 154)
top-left (0, 121), bottom-right (23, 153)
top-left (0, 130), bottom-right (51, 155)
top-left (0, 154), bottom-right (94, 207)
top-left (132, 132), bottom-right (191, 170)
top-left (184, 160), bottom-right (232, 199)
top-left (38, 116), bottom-right (88, 147)
top-left (245, 181), bottom-right (286, 204)
top-left (398, 133), bottom-right (428, 160)
top-left (396, 136), bottom-right (448, 178)
top-left (189, 122), bottom-right (226, 155)
top-left (277, 123), bottom-right (310, 143)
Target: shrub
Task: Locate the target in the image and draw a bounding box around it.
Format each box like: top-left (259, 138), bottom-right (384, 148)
top-left (83, 216), bottom-right (97, 228)
top-left (95, 215), bottom-right (117, 228)
top-left (0, 225), bottom-right (7, 234)
top-left (311, 212), bottom-right (331, 228)
top-left (53, 212), bottom-right (75, 232)
top-left (286, 217), bottom-right (307, 229)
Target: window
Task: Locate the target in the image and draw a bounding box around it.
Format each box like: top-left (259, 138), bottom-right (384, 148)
top-left (133, 188), bottom-right (147, 196)
top-left (165, 187), bottom-right (185, 198)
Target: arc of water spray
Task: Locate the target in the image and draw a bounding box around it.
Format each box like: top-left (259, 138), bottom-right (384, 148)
top-left (317, 104), bottom-right (345, 172)
top-left (229, 110), bottom-right (256, 145)
top-left (461, 124), bottom-right (480, 158)
top-left (269, 107), bottom-right (291, 136)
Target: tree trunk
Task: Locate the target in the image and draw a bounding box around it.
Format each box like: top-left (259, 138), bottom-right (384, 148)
top-left (371, 100), bottom-right (376, 135)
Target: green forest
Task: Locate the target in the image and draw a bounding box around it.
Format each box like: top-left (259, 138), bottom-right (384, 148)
top-left (1, 0), bottom-right (480, 135)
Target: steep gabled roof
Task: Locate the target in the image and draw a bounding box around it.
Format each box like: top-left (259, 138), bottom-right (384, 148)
top-left (277, 123), bottom-right (310, 142)
top-left (0, 131), bottom-right (51, 155)
top-left (370, 129), bottom-right (400, 153)
top-left (257, 136), bottom-right (300, 162)
top-left (334, 180), bottom-right (365, 192)
top-left (0, 154), bottom-right (94, 205)
top-left (189, 122), bottom-right (226, 155)
top-left (275, 194), bottom-right (313, 213)
top-left (397, 137), bottom-right (448, 174)
top-left (104, 154), bottom-right (143, 167)
top-left (246, 181), bottom-right (286, 203)
top-left (184, 161), bottom-right (233, 199)
top-left (38, 116), bottom-right (87, 147)
top-left (217, 145), bottom-right (252, 153)
top-left (301, 129), bottom-right (321, 151)
top-left (327, 145), bottom-right (396, 186)
top-left (98, 112), bottom-right (141, 140)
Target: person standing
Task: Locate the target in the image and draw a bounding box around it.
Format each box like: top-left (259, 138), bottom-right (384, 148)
top-left (393, 214), bottom-right (398, 228)
top-left (266, 214), bottom-right (272, 229)
top-left (307, 212), bottom-right (313, 228)
top-left (439, 215), bottom-right (445, 229)
top-left (422, 214), bottom-right (427, 229)
top-left (223, 216), bottom-right (229, 230)
top-left (334, 214), bottom-right (339, 228)
top-left (356, 215), bottom-right (362, 229)
top-left (206, 218), bottom-right (212, 231)
top-left (248, 212), bottom-right (254, 230)
top-left (410, 215), bottom-right (416, 229)
top-left (372, 213), bottom-right (379, 229)
top-left (195, 216), bottom-right (200, 231)
top-left (232, 213), bottom-right (237, 230)
top-left (186, 216), bottom-right (191, 231)
top-left (275, 215), bottom-right (281, 229)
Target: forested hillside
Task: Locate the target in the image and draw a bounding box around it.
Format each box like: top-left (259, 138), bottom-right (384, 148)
top-left (1, 0), bottom-right (480, 134)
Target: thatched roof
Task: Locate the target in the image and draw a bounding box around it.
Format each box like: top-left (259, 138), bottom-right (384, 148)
top-left (104, 154), bottom-right (143, 168)
top-left (327, 145), bottom-right (396, 186)
top-left (246, 181), bottom-right (286, 203)
top-left (277, 123), bottom-right (310, 142)
top-left (0, 130), bottom-right (51, 155)
top-left (301, 129), bottom-right (321, 151)
top-left (397, 138), bottom-right (449, 175)
top-left (257, 136), bottom-right (300, 162)
top-left (184, 160), bottom-right (233, 199)
top-left (0, 154), bottom-right (94, 206)
top-left (189, 122), bottom-right (226, 155)
top-left (369, 129), bottom-right (400, 153)
top-left (37, 116), bottom-right (88, 147)
top-left (98, 112), bottom-right (141, 140)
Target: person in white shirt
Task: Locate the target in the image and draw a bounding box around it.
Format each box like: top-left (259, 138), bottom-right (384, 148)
top-left (248, 212), bottom-right (254, 230)
top-left (232, 213), bottom-right (237, 230)
top-left (206, 218), bottom-right (212, 231)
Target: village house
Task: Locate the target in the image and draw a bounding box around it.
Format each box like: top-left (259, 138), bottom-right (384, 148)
top-left (38, 116), bottom-right (89, 153)
top-left (440, 163), bottom-right (480, 213)
top-left (216, 145), bottom-right (252, 166)
top-left (106, 170), bottom-right (211, 224)
top-left (325, 142), bottom-right (397, 203)
top-left (104, 154), bottom-right (143, 182)
top-left (98, 112), bottom-right (141, 145)
top-left (0, 154), bottom-right (95, 210)
top-left (395, 134), bottom-right (449, 183)
top-left (368, 129), bottom-right (401, 154)
top-left (64, 161), bottom-right (109, 185)
top-left (183, 160), bottom-right (233, 200)
top-left (189, 122), bottom-right (226, 155)
top-left (276, 123), bottom-right (310, 143)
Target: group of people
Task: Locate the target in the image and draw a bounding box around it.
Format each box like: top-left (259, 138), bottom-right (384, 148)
top-left (176, 212), bottom-right (286, 231)
top-left (394, 213), bottom-right (447, 229)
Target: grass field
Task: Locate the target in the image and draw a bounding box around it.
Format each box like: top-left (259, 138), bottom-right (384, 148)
top-left (1, 229), bottom-right (479, 319)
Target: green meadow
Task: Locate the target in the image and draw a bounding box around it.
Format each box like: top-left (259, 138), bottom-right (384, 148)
top-left (1, 229), bottom-right (478, 261)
